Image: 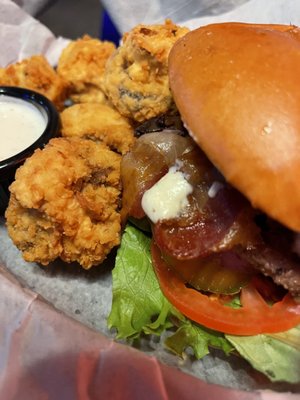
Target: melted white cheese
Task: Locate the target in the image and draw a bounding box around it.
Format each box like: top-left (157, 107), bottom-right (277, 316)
top-left (208, 181), bottom-right (224, 198)
top-left (0, 95), bottom-right (46, 162)
top-left (141, 163), bottom-right (193, 223)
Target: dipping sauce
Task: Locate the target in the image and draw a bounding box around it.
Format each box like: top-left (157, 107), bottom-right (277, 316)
top-left (0, 95), bottom-right (47, 162)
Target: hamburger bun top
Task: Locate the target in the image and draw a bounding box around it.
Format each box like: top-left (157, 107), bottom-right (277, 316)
top-left (168, 23), bottom-right (300, 232)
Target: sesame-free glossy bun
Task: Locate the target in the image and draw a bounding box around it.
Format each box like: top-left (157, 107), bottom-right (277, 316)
top-left (169, 23), bottom-right (300, 232)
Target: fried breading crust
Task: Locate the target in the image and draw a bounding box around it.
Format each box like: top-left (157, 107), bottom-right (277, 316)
top-left (57, 35), bottom-right (116, 104)
top-left (0, 55), bottom-right (68, 109)
top-left (101, 20), bottom-right (189, 122)
top-left (60, 103), bottom-right (135, 154)
top-left (5, 137), bottom-right (122, 269)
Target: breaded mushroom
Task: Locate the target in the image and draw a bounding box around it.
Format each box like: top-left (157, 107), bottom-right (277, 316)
top-left (60, 103), bottom-right (135, 154)
top-left (101, 20), bottom-right (189, 122)
top-left (57, 35), bottom-right (116, 104)
top-left (0, 55), bottom-right (68, 110)
top-left (5, 137), bottom-right (122, 269)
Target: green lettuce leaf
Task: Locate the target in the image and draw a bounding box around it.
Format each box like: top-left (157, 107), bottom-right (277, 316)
top-left (107, 225), bottom-right (173, 339)
top-left (107, 223), bottom-right (300, 383)
top-left (108, 224), bottom-right (232, 357)
top-left (165, 319), bottom-right (233, 359)
top-left (226, 327), bottom-right (300, 383)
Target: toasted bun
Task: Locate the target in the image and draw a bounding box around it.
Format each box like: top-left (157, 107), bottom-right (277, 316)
top-left (169, 23), bottom-right (300, 232)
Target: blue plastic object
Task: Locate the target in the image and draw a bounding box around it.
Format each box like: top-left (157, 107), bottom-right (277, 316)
top-left (100, 10), bottom-right (121, 45)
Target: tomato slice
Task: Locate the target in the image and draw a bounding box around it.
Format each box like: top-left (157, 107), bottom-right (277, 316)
top-left (151, 242), bottom-right (300, 335)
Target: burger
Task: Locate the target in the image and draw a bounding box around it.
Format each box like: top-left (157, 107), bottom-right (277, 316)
top-left (108, 23), bottom-right (300, 385)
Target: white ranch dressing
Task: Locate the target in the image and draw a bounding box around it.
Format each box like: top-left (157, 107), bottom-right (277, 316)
top-left (141, 161), bottom-right (193, 223)
top-left (0, 95), bottom-right (46, 162)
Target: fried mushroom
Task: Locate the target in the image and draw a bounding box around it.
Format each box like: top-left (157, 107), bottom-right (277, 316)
top-left (57, 35), bottom-right (116, 104)
top-left (5, 137), bottom-right (122, 269)
top-left (60, 103), bottom-right (135, 154)
top-left (101, 20), bottom-right (189, 122)
top-left (0, 55), bottom-right (68, 110)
